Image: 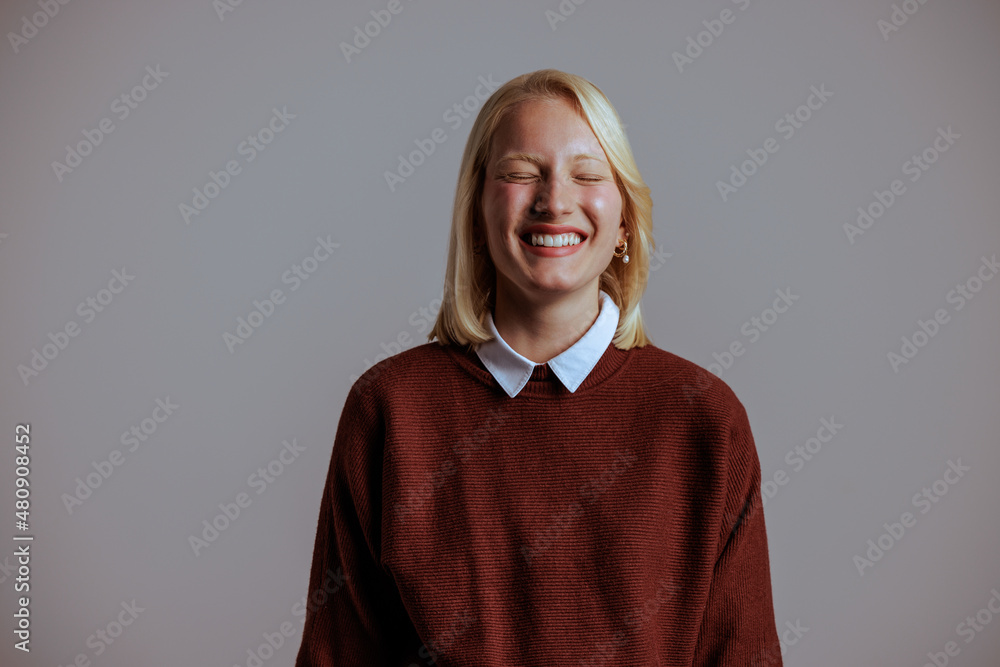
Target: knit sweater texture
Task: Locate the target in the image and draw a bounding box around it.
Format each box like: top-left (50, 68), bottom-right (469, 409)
top-left (295, 340), bottom-right (782, 666)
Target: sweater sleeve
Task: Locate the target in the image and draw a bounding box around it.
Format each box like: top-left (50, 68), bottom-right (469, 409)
top-left (691, 400), bottom-right (783, 667)
top-left (294, 384), bottom-right (423, 666)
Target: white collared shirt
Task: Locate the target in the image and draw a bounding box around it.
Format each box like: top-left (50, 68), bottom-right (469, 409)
top-left (475, 290), bottom-right (620, 398)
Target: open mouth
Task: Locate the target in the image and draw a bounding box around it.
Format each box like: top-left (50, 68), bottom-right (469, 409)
top-left (520, 232), bottom-right (585, 248)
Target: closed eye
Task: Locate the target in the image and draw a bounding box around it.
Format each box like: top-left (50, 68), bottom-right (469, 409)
top-left (500, 173), bottom-right (607, 182)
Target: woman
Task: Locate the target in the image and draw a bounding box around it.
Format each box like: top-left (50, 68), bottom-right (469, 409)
top-left (296, 69), bottom-right (781, 666)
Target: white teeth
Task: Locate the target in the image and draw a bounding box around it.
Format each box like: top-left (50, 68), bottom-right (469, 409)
top-left (529, 233), bottom-right (582, 247)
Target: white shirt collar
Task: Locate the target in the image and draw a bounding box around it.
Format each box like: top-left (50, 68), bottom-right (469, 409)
top-left (475, 290), bottom-right (620, 398)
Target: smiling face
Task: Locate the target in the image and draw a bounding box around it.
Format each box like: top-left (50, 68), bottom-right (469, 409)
top-left (477, 96), bottom-right (625, 306)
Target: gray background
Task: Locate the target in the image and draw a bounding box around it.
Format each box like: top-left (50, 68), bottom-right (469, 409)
top-left (2, 0), bottom-right (999, 665)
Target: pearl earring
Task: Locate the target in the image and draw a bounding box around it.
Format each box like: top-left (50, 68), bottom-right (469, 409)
top-left (614, 238), bottom-right (629, 264)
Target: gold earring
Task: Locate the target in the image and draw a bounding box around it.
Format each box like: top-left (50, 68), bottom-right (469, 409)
top-left (614, 238), bottom-right (629, 264)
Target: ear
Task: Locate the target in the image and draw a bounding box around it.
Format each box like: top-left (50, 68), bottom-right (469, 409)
top-left (619, 218), bottom-right (628, 242)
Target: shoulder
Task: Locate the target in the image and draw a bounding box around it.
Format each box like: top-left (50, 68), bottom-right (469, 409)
top-left (333, 343), bottom-right (460, 456)
top-left (633, 345), bottom-right (760, 486)
top-left (627, 343), bottom-right (745, 414)
top-left (348, 341), bottom-right (460, 399)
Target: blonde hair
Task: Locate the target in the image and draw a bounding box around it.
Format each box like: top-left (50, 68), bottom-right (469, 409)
top-left (429, 68), bottom-right (655, 350)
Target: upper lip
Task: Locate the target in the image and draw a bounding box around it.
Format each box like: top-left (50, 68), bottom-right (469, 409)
top-left (520, 224), bottom-right (588, 239)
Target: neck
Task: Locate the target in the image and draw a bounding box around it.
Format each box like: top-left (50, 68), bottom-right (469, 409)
top-left (492, 280), bottom-right (601, 363)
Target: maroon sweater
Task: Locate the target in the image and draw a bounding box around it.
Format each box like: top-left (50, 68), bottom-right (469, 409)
top-left (295, 341), bottom-right (782, 666)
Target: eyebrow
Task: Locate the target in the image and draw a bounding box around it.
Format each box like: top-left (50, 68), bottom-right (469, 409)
top-left (495, 152), bottom-right (607, 166)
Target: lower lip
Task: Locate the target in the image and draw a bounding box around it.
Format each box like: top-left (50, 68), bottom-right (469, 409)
top-left (519, 235), bottom-right (586, 257)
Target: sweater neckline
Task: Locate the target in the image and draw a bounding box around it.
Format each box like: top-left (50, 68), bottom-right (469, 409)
top-left (443, 340), bottom-right (636, 398)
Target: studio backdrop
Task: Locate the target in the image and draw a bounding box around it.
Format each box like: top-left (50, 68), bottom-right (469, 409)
top-left (1, 0), bottom-right (998, 665)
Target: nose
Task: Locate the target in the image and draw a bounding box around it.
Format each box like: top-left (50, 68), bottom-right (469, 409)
top-left (531, 178), bottom-right (572, 218)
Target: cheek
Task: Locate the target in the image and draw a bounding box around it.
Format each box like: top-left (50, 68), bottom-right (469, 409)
top-left (483, 184), bottom-right (529, 225)
top-left (585, 189), bottom-right (623, 224)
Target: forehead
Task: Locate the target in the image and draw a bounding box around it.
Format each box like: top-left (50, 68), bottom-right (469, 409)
top-left (489, 97), bottom-right (606, 160)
